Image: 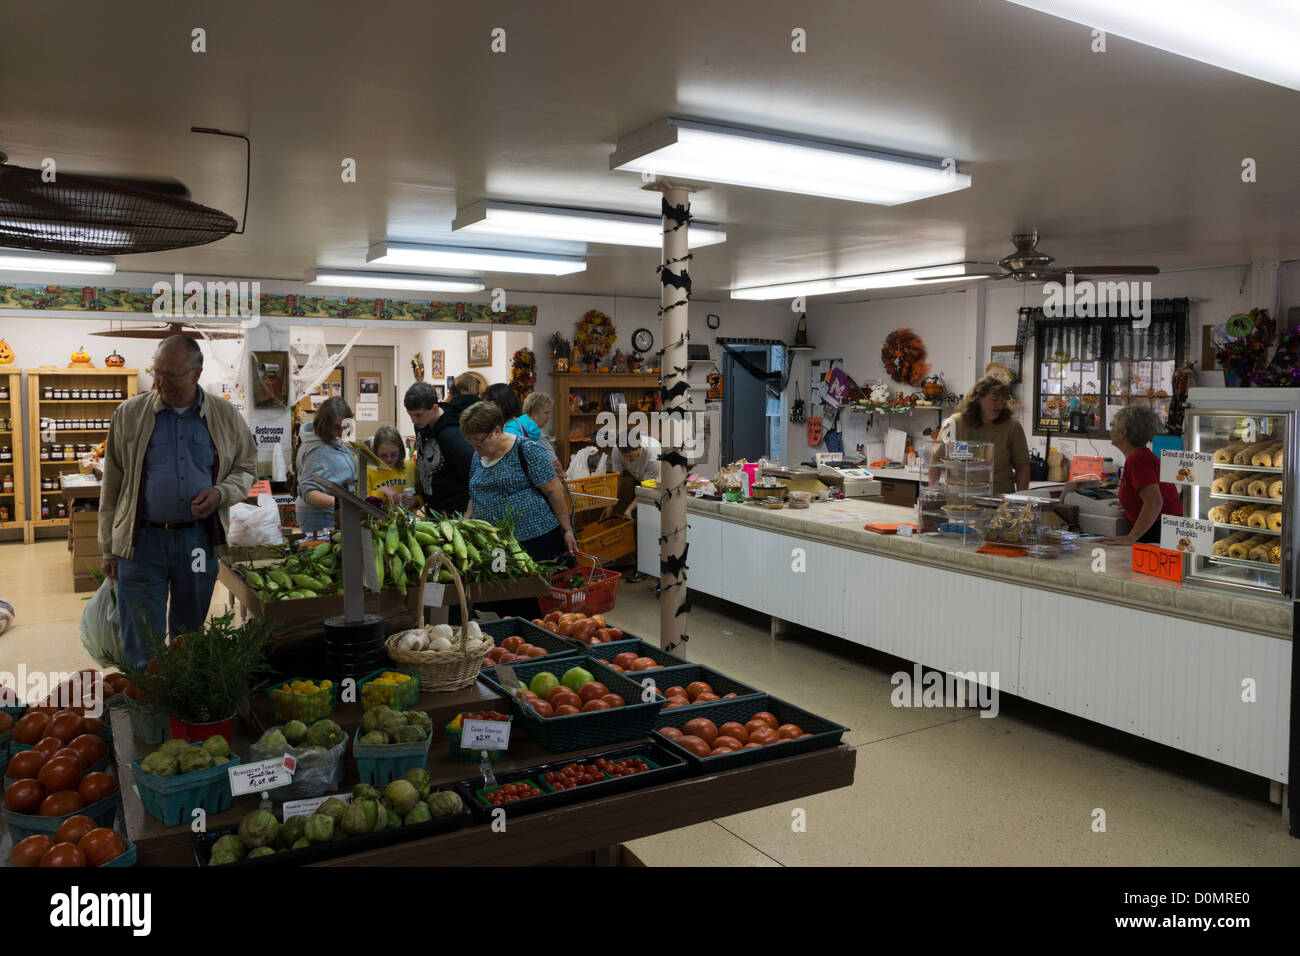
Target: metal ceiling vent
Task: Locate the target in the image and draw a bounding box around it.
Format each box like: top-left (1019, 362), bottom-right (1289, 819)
top-left (0, 128), bottom-right (248, 256)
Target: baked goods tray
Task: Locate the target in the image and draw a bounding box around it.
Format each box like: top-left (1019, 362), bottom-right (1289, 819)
top-left (1212, 464), bottom-right (1282, 473)
top-left (1205, 555), bottom-right (1281, 572)
top-left (1210, 522), bottom-right (1280, 536)
top-left (1208, 492), bottom-right (1284, 503)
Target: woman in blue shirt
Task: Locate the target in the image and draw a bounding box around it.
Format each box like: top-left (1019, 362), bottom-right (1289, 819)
top-left (461, 400), bottom-right (576, 558)
top-left (295, 397), bottom-right (357, 535)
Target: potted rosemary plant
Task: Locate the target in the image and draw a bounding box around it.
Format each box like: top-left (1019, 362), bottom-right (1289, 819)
top-left (106, 613), bottom-right (275, 743)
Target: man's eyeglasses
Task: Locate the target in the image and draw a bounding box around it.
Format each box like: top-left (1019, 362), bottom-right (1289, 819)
top-left (154, 367), bottom-right (198, 383)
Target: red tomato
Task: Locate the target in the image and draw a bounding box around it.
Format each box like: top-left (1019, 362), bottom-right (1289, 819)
top-left (487, 647), bottom-right (508, 663)
top-left (544, 612), bottom-right (562, 626)
top-left (6, 749), bottom-right (47, 780)
top-left (664, 696), bottom-right (689, 709)
top-left (39, 790), bottom-right (87, 817)
top-left (589, 614), bottom-right (606, 627)
top-left (658, 727), bottom-right (683, 741)
top-left (685, 681), bottom-right (713, 701)
top-left (572, 620), bottom-right (599, 644)
top-left (38, 756), bottom-right (83, 794)
top-left (501, 636), bottom-right (525, 653)
top-left (777, 724), bottom-right (804, 739)
top-left (744, 719), bottom-right (772, 738)
top-left (0, 711), bottom-right (12, 734)
top-left (630, 657), bottom-right (659, 671)
top-left (606, 663), bottom-right (624, 672)
top-left (743, 742), bottom-right (763, 749)
top-left (614, 652), bottom-right (639, 670)
top-left (676, 735), bottom-right (711, 757)
top-left (556, 619), bottom-right (577, 637)
top-left (10, 834), bottom-right (55, 867)
top-left (682, 718), bottom-right (718, 745)
top-left (39, 842), bottom-right (87, 867)
top-left (719, 722), bottom-right (749, 744)
top-left (604, 628), bottom-right (623, 641)
top-left (54, 815), bottom-right (98, 845)
top-left (749, 727), bottom-right (780, 746)
top-left (532, 700), bottom-right (554, 718)
top-left (581, 699), bottom-right (611, 712)
top-left (578, 682), bottom-right (610, 703)
top-left (663, 686), bottom-right (687, 699)
top-left (523, 645), bottom-right (547, 658)
top-left (708, 748), bottom-right (733, 756)
top-left (78, 772), bottom-right (118, 804)
top-left (694, 692), bottom-right (720, 703)
top-left (713, 736), bottom-right (742, 750)
top-left (13, 712), bottom-right (50, 745)
top-left (79, 828), bottom-right (127, 866)
top-left (554, 704), bottom-right (581, 716)
top-left (550, 689), bottom-right (582, 711)
top-left (32, 736), bottom-right (63, 760)
top-left (52, 748), bottom-right (86, 770)
top-left (750, 711), bottom-right (779, 730)
top-left (81, 716), bottom-right (106, 733)
top-left (47, 711), bottom-right (86, 743)
top-left (601, 694), bottom-right (625, 708)
top-left (5, 779), bottom-right (45, 814)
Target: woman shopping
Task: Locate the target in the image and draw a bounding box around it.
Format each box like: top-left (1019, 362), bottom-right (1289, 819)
top-left (1096, 404), bottom-right (1183, 545)
top-left (939, 376), bottom-right (1031, 494)
top-left (294, 397), bottom-right (356, 534)
top-left (364, 425), bottom-right (416, 505)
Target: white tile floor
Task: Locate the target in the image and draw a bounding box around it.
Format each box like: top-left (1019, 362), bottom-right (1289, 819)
top-left (3, 538), bottom-right (1298, 865)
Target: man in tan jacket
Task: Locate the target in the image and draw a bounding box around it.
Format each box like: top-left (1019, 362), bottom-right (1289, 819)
top-left (99, 336), bottom-right (257, 666)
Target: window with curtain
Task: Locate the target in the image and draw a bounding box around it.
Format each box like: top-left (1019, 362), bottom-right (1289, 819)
top-left (1027, 299), bottom-right (1188, 437)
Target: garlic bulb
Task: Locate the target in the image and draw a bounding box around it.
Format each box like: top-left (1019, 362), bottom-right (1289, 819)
top-left (396, 632), bottom-right (428, 652)
top-left (428, 636), bottom-right (453, 652)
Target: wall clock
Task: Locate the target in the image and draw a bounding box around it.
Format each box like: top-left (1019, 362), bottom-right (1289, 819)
top-left (632, 328), bottom-right (654, 353)
top-left (706, 313), bottom-right (720, 330)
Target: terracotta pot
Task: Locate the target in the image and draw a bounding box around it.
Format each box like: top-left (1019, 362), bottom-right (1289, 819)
top-left (168, 715), bottom-right (235, 743)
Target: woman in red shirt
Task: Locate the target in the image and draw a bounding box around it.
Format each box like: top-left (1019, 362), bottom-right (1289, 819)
top-left (1098, 405), bottom-right (1183, 545)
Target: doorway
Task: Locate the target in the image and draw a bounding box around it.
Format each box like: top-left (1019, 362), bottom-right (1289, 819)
top-left (721, 344), bottom-right (773, 463)
top-left (291, 344), bottom-right (396, 442)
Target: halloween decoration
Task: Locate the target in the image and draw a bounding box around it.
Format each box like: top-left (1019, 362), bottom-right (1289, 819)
top-left (575, 310), bottom-right (616, 366)
top-left (70, 345), bottom-right (93, 366)
top-left (104, 349), bottom-right (125, 368)
top-left (410, 352), bottom-right (425, 381)
top-left (881, 329), bottom-right (929, 386)
top-left (0, 340), bottom-right (13, 365)
top-left (1251, 322), bottom-right (1300, 387)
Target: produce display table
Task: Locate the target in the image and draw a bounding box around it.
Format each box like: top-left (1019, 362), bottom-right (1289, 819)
top-left (112, 685), bottom-right (856, 866)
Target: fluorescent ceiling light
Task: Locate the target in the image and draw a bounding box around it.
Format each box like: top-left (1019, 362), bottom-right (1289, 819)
top-left (307, 270), bottom-right (485, 293)
top-left (0, 252), bottom-right (116, 275)
top-left (452, 200), bottom-right (727, 248)
top-left (611, 118), bottom-right (970, 205)
top-left (367, 241), bottom-right (586, 276)
top-left (1004, 0), bottom-right (1300, 92)
top-left (731, 264), bottom-right (988, 300)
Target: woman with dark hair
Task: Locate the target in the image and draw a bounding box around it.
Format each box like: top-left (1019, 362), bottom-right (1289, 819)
top-left (295, 397), bottom-right (356, 534)
top-left (483, 383), bottom-right (523, 429)
top-left (939, 376), bottom-right (1030, 494)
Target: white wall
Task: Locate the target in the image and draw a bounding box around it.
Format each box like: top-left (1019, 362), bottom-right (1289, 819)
top-left (800, 261), bottom-right (1300, 466)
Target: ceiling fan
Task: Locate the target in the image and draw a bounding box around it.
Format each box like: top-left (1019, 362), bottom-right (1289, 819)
top-left (918, 232), bottom-right (1160, 283)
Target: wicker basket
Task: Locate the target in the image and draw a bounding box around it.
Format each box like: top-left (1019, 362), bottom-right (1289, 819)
top-left (383, 551), bottom-right (490, 692)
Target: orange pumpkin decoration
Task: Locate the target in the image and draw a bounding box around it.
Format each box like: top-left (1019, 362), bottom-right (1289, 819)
top-left (70, 346), bottom-right (92, 366)
top-left (104, 350), bottom-right (125, 368)
top-left (0, 340), bottom-right (12, 365)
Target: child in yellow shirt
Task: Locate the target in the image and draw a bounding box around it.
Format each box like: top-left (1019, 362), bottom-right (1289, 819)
top-left (358, 426), bottom-right (416, 505)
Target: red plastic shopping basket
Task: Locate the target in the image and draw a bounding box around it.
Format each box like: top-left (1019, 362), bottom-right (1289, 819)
top-left (537, 552), bottom-right (621, 616)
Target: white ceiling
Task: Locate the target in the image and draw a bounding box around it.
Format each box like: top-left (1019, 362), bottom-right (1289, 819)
top-left (2, 0), bottom-right (1299, 302)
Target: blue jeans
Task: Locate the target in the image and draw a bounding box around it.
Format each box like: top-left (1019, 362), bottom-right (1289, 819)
top-left (296, 508), bottom-right (335, 535)
top-left (116, 525), bottom-right (219, 668)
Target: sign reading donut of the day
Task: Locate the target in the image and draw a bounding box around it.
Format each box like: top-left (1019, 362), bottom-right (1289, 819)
top-left (1159, 449), bottom-right (1214, 487)
top-left (1160, 515), bottom-right (1214, 556)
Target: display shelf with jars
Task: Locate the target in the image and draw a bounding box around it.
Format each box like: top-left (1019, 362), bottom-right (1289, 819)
top-left (0, 371), bottom-right (27, 541)
top-left (552, 372), bottom-right (661, 469)
top-left (25, 368), bottom-right (137, 534)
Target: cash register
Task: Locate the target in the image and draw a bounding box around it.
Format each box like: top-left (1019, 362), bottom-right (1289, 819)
top-left (1061, 486), bottom-right (1131, 537)
top-left (813, 453), bottom-right (881, 498)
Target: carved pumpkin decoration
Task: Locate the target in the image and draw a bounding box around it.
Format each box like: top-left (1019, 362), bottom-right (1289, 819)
top-left (104, 350), bottom-right (125, 368)
top-left (70, 345), bottom-right (92, 365)
top-left (0, 340), bottom-right (13, 365)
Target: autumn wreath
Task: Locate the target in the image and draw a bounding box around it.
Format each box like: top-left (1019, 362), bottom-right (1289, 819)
top-left (575, 309), bottom-right (617, 364)
top-left (881, 328), bottom-right (931, 387)
top-left (509, 347), bottom-right (536, 398)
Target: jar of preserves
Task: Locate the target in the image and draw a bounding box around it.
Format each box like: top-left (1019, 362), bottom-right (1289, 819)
top-left (0, 446), bottom-right (10, 462)
top-left (41, 501), bottom-right (50, 519)
top-left (43, 386), bottom-right (53, 399)
top-left (40, 447), bottom-right (50, 461)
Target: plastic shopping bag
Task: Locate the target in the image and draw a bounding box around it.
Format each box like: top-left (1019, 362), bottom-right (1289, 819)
top-left (566, 446), bottom-right (598, 479)
top-left (227, 493), bottom-right (284, 546)
top-left (79, 579), bottom-right (122, 667)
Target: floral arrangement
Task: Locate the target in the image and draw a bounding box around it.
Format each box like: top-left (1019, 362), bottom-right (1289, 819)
top-left (509, 347), bottom-right (536, 398)
top-left (1215, 308), bottom-right (1276, 384)
top-left (881, 328), bottom-right (930, 387)
top-left (1247, 321), bottom-right (1300, 387)
top-left (575, 310), bottom-right (617, 365)
top-left (547, 331), bottom-right (571, 358)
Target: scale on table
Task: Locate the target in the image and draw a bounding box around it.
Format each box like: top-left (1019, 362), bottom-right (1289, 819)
top-left (814, 452), bottom-right (879, 498)
top-left (1061, 487), bottom-right (1131, 537)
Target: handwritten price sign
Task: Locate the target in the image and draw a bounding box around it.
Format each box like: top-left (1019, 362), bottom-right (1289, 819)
top-left (461, 719), bottom-right (511, 751)
top-left (228, 757), bottom-right (295, 797)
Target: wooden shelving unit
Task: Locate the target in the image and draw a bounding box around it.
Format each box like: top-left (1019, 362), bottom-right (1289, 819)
top-left (0, 371), bottom-right (26, 541)
top-left (26, 367), bottom-right (137, 535)
top-left (552, 372), bottom-right (661, 468)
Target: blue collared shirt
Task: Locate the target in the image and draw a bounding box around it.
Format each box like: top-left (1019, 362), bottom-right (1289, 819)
top-left (142, 388), bottom-right (216, 523)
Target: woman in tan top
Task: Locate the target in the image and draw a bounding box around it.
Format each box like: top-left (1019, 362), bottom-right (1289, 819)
top-left (939, 377), bottom-right (1030, 494)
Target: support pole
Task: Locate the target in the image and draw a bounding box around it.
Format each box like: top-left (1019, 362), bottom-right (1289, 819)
top-left (649, 182), bottom-right (694, 654)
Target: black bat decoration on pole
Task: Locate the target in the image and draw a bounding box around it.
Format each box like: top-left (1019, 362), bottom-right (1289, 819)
top-left (674, 597), bottom-right (692, 617)
top-left (657, 299), bottom-right (688, 316)
top-left (658, 267), bottom-right (693, 295)
top-left (660, 449), bottom-right (690, 470)
top-left (660, 544), bottom-right (689, 577)
top-left (662, 197), bottom-right (692, 231)
top-left (660, 379), bottom-right (690, 403)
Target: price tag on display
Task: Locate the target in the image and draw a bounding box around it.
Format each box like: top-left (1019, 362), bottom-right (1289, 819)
top-left (951, 441), bottom-right (971, 459)
top-left (421, 582), bottom-right (446, 606)
top-left (1159, 449), bottom-right (1214, 487)
top-left (1159, 515), bottom-right (1215, 555)
top-left (281, 792), bottom-right (352, 820)
top-left (461, 719), bottom-right (511, 751)
top-left (1132, 543), bottom-right (1184, 582)
top-left (228, 758), bottom-right (294, 797)
top-left (1068, 455), bottom-right (1106, 481)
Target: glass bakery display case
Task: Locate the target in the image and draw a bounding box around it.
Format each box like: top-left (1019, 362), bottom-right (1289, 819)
top-left (916, 439), bottom-right (995, 541)
top-left (1184, 387), bottom-right (1298, 600)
